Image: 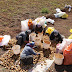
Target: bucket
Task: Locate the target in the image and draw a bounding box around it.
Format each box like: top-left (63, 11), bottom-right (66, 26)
top-left (29, 33), bottom-right (36, 41)
top-left (12, 45), bottom-right (20, 55)
top-left (43, 40), bottom-right (51, 49)
top-left (35, 37), bottom-right (41, 46)
top-left (54, 53), bottom-right (64, 65)
top-left (38, 33), bottom-right (43, 41)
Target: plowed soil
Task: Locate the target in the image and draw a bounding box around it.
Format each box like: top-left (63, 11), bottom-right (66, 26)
top-left (0, 0), bottom-right (72, 71)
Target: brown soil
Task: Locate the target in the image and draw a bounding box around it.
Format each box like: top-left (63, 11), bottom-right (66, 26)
top-left (46, 9), bottom-right (72, 38)
top-left (0, 8), bottom-right (72, 72)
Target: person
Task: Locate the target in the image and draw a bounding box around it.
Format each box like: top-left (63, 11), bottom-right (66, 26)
top-left (20, 42), bottom-right (40, 65)
top-left (50, 30), bottom-right (63, 43)
top-left (46, 27), bottom-right (63, 43)
top-left (16, 30), bottom-right (31, 45)
top-left (35, 24), bottom-right (43, 34)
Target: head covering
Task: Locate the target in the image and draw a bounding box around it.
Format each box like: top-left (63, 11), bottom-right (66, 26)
top-left (54, 30), bottom-right (59, 36)
top-left (25, 30), bottom-right (31, 35)
top-left (0, 36), bottom-right (4, 42)
top-left (26, 42), bottom-right (35, 48)
top-left (46, 27), bottom-right (55, 35)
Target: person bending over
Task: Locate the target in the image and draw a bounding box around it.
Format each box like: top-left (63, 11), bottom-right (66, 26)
top-left (20, 42), bottom-right (40, 65)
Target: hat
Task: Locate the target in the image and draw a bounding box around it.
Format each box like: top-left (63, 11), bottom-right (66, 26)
top-left (25, 30), bottom-right (31, 34)
top-left (46, 27), bottom-right (55, 35)
top-left (30, 42), bottom-right (35, 46)
top-left (26, 42), bottom-right (35, 47)
top-left (54, 30), bottom-right (58, 36)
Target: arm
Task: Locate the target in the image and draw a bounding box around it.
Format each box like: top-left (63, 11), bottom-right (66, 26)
top-left (29, 48), bottom-right (37, 55)
top-left (57, 33), bottom-right (63, 42)
top-left (49, 32), bottom-right (55, 40)
top-left (22, 34), bottom-right (26, 42)
top-left (18, 32), bottom-right (26, 42)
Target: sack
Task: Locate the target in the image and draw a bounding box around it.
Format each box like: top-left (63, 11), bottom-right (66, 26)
top-left (46, 18), bottom-right (55, 24)
top-left (56, 39), bottom-right (72, 53)
top-left (63, 43), bottom-right (72, 65)
top-left (28, 19), bottom-right (33, 29)
top-left (0, 35), bottom-right (11, 46)
top-left (68, 34), bottom-right (72, 39)
top-left (21, 19), bottom-right (29, 31)
top-left (68, 29), bottom-right (72, 39)
top-left (54, 8), bottom-right (68, 18)
top-left (0, 36), bottom-right (4, 42)
top-left (45, 27), bottom-right (55, 35)
top-left (61, 13), bottom-right (68, 18)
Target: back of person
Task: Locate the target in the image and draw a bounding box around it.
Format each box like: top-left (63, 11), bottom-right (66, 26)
top-left (21, 46), bottom-right (33, 56)
top-left (35, 24), bottom-right (43, 34)
top-left (50, 30), bottom-right (63, 42)
top-left (20, 42), bottom-right (38, 65)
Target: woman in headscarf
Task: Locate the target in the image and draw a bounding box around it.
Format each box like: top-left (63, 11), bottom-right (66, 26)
top-left (20, 42), bottom-right (40, 65)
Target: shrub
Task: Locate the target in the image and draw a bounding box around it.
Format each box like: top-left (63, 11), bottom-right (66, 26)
top-left (41, 8), bottom-right (49, 13)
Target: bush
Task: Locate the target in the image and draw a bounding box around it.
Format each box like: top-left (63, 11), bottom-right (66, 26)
top-left (41, 8), bottom-right (49, 13)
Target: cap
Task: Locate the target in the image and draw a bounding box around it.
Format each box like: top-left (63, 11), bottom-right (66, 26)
top-left (30, 42), bottom-right (35, 46)
top-left (46, 27), bottom-right (55, 35)
top-left (26, 42), bottom-right (35, 47)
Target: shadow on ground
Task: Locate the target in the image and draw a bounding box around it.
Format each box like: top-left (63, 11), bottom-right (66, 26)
top-left (55, 64), bottom-right (72, 72)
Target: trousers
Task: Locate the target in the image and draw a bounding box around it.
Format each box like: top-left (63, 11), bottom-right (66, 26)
top-left (20, 54), bottom-right (33, 65)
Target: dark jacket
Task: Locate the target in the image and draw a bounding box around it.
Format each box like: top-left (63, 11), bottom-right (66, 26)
top-left (16, 30), bottom-right (31, 41)
top-left (16, 32), bottom-right (26, 41)
top-left (35, 24), bottom-right (43, 34)
top-left (50, 30), bottom-right (63, 42)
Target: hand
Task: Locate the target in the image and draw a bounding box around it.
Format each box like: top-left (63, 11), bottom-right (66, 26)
top-left (37, 53), bottom-right (40, 55)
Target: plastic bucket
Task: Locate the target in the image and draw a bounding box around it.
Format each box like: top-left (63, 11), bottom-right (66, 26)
top-left (29, 33), bottom-right (36, 41)
top-left (35, 37), bottom-right (41, 46)
top-left (12, 45), bottom-right (20, 55)
top-left (54, 53), bottom-right (64, 65)
top-left (38, 33), bottom-right (43, 40)
top-left (43, 40), bottom-right (51, 49)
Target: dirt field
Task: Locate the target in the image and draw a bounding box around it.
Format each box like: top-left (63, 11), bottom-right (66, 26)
top-left (0, 0), bottom-right (72, 72)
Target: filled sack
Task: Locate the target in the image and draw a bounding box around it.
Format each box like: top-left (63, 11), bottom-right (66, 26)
top-left (63, 43), bottom-right (72, 65)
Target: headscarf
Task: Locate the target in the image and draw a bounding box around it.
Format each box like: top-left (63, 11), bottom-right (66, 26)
top-left (26, 42), bottom-right (35, 48)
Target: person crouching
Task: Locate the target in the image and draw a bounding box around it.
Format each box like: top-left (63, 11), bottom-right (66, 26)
top-left (16, 30), bottom-right (31, 45)
top-left (20, 42), bottom-right (40, 65)
top-left (46, 27), bottom-right (63, 43)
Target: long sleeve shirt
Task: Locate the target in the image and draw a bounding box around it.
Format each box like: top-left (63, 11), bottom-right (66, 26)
top-left (50, 30), bottom-right (63, 42)
top-left (21, 46), bottom-right (37, 56)
top-left (16, 32), bottom-right (26, 42)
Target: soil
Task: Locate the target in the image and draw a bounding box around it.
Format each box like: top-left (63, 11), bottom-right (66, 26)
top-left (0, 4), bottom-right (72, 72)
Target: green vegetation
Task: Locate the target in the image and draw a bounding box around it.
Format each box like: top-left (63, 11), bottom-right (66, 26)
top-left (41, 8), bottom-right (49, 13)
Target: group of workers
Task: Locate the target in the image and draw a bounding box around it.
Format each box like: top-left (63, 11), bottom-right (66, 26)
top-left (16, 26), bottom-right (63, 65)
